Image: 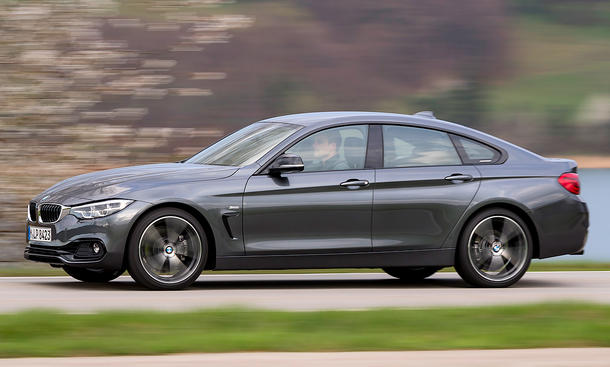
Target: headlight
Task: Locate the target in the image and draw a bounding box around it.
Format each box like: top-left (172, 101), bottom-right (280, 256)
top-left (70, 199), bottom-right (133, 219)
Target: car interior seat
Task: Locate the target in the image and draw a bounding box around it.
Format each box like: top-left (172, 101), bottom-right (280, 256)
top-left (344, 136), bottom-right (365, 169)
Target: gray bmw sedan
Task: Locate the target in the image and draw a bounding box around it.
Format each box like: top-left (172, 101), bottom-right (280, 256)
top-left (25, 111), bottom-right (588, 289)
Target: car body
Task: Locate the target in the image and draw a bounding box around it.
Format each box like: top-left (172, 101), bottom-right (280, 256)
top-left (25, 111), bottom-right (589, 289)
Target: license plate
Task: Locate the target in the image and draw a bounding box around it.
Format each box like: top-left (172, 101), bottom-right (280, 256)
top-left (28, 226), bottom-right (52, 242)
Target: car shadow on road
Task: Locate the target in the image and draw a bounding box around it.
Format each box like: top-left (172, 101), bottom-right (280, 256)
top-left (26, 275), bottom-right (563, 291)
top-left (190, 277), bottom-right (563, 290)
top-left (23, 278), bottom-right (145, 291)
top-left (191, 278), bottom-right (468, 289)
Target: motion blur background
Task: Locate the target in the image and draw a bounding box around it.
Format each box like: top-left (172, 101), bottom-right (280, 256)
top-left (1, 0), bottom-right (609, 262)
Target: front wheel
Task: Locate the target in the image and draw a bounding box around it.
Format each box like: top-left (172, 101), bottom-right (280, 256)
top-left (63, 266), bottom-right (123, 283)
top-left (127, 208), bottom-right (208, 290)
top-left (382, 266), bottom-right (442, 281)
top-left (455, 208), bottom-right (533, 287)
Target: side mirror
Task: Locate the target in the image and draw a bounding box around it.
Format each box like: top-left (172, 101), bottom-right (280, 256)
top-left (268, 153), bottom-right (304, 175)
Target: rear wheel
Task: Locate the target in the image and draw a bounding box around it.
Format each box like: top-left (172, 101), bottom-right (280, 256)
top-left (455, 208), bottom-right (532, 287)
top-left (382, 266), bottom-right (442, 281)
top-left (63, 266), bottom-right (123, 283)
top-left (127, 208), bottom-right (207, 290)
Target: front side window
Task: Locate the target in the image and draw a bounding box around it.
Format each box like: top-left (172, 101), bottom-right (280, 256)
top-left (383, 125), bottom-right (461, 168)
top-left (186, 122), bottom-right (301, 166)
top-left (286, 125), bottom-right (368, 172)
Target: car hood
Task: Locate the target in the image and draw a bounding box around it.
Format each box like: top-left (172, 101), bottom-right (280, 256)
top-left (34, 163), bottom-right (238, 206)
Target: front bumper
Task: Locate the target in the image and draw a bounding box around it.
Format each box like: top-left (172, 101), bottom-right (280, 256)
top-left (24, 200), bottom-right (150, 269)
top-left (24, 240), bottom-right (107, 266)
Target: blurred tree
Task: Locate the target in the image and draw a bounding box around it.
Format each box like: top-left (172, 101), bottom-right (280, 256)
top-left (180, 0), bottom-right (509, 127)
top-left (510, 0), bottom-right (610, 26)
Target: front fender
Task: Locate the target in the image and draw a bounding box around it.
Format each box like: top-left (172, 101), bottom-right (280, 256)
top-left (124, 176), bottom-right (249, 257)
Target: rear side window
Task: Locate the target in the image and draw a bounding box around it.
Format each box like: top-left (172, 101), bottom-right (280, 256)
top-left (453, 135), bottom-right (501, 164)
top-left (382, 125), bottom-right (461, 168)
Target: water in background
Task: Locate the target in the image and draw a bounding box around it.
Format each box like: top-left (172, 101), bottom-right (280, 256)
top-left (546, 169), bottom-right (609, 261)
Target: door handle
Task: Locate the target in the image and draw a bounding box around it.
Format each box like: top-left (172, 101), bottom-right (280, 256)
top-left (444, 174), bottom-right (473, 182)
top-left (340, 179), bottom-right (370, 188)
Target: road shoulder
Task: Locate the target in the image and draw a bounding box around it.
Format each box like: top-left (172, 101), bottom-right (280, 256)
top-left (2, 348), bottom-right (609, 367)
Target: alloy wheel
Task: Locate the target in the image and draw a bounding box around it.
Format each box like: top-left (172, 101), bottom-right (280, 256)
top-left (467, 215), bottom-right (528, 282)
top-left (138, 215), bottom-right (203, 284)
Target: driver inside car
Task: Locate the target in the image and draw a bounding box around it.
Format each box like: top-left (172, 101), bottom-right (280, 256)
top-left (309, 130), bottom-right (349, 171)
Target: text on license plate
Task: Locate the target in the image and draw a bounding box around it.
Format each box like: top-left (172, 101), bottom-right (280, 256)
top-left (28, 226), bottom-right (52, 242)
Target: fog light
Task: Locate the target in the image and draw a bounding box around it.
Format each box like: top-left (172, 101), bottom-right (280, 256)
top-left (73, 241), bottom-right (105, 259)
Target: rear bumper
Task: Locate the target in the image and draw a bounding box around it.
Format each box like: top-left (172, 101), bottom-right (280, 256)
top-left (535, 198), bottom-right (588, 259)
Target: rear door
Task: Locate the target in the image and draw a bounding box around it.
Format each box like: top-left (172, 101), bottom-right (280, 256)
top-left (372, 124), bottom-right (481, 251)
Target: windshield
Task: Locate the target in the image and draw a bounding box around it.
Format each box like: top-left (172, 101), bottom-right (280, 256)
top-left (185, 122), bottom-right (302, 166)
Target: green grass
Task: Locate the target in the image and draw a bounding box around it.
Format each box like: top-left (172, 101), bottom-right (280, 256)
top-left (0, 303), bottom-right (609, 357)
top-left (529, 261), bottom-right (610, 272)
top-left (487, 66), bottom-right (610, 121)
top-left (0, 263), bottom-right (66, 277)
top-left (485, 15), bottom-right (610, 124)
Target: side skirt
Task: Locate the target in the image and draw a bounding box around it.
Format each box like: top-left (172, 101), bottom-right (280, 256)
top-left (215, 248), bottom-right (455, 270)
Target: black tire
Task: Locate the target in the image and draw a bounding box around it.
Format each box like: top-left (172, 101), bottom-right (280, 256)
top-left (127, 207), bottom-right (208, 290)
top-left (455, 208), bottom-right (533, 287)
top-left (63, 266), bottom-right (123, 283)
top-left (382, 266), bottom-right (442, 281)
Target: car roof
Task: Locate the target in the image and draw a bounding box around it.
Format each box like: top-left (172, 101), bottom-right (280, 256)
top-left (260, 111), bottom-right (415, 126)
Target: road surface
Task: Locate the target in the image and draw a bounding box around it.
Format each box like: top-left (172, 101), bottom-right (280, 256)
top-left (2, 349), bottom-right (609, 367)
top-left (1, 271), bottom-right (609, 312)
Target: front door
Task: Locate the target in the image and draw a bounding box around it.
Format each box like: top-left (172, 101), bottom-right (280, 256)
top-left (243, 124), bottom-right (374, 255)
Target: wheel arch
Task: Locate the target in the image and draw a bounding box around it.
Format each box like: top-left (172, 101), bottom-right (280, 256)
top-left (456, 201), bottom-right (541, 259)
top-left (123, 201), bottom-right (217, 271)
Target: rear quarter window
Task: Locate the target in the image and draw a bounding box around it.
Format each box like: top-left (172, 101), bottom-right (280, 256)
top-left (453, 135), bottom-right (501, 164)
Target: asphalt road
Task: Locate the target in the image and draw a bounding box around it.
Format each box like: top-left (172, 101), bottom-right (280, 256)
top-left (1, 271), bottom-right (609, 312)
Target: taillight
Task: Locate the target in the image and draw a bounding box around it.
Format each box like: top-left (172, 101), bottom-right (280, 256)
top-left (558, 172), bottom-right (580, 194)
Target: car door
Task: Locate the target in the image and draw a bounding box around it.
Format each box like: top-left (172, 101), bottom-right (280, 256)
top-left (243, 124), bottom-right (374, 255)
top-left (372, 124), bottom-right (481, 251)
